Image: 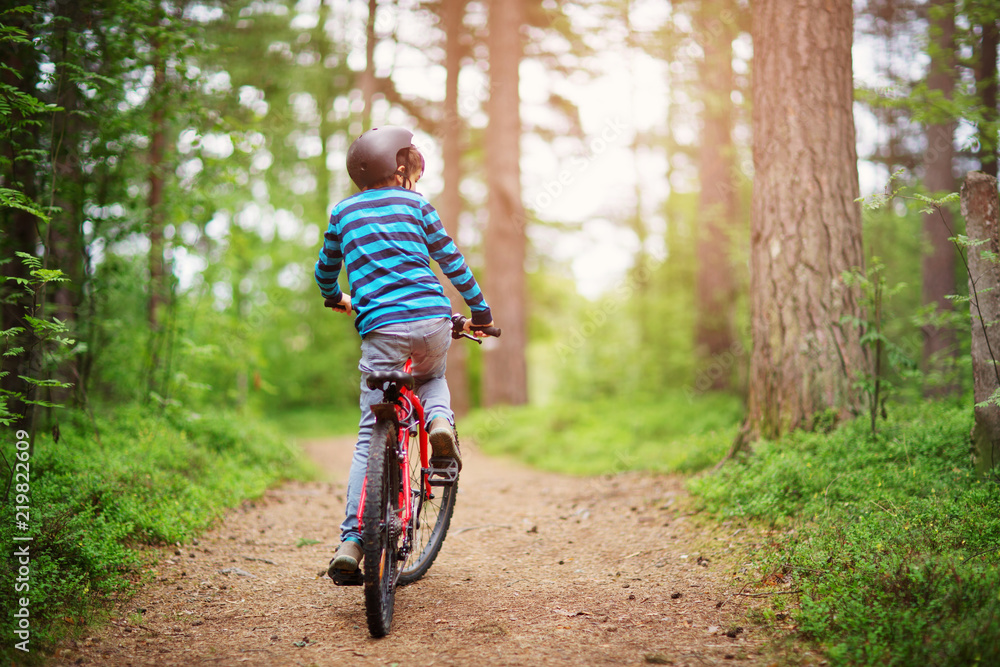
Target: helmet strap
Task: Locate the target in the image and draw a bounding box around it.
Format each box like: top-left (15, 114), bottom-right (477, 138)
top-left (396, 167), bottom-right (412, 190)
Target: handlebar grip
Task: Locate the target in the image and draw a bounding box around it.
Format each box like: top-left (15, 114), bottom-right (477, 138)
top-left (324, 297), bottom-right (353, 312)
top-left (471, 325), bottom-right (501, 337)
top-left (450, 314), bottom-right (500, 339)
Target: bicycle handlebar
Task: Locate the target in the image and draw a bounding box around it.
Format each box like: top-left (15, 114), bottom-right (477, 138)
top-left (450, 314), bottom-right (501, 344)
top-left (323, 299), bottom-right (500, 344)
top-left (324, 296), bottom-right (356, 313)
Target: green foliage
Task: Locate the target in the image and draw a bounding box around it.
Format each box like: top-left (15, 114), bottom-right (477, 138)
top-left (266, 405), bottom-right (358, 440)
top-left (689, 402), bottom-right (1000, 665)
top-left (49, 0), bottom-right (370, 415)
top-left (84, 255), bottom-right (149, 403)
top-left (977, 387), bottom-right (1000, 410)
top-left (462, 391), bottom-right (744, 476)
top-left (204, 0), bottom-right (356, 224)
top-left (0, 188), bottom-right (48, 222)
top-left (856, 3), bottom-right (1000, 170)
top-left (0, 253), bottom-right (75, 426)
top-left (857, 175), bottom-right (971, 400)
top-left (163, 224), bottom-right (362, 415)
top-left (0, 6), bottom-right (61, 182)
top-left (528, 190), bottom-right (729, 404)
top-left (0, 404), bottom-right (312, 661)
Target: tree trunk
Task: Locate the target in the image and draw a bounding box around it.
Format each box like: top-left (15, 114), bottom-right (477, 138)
top-left (743, 0), bottom-right (866, 442)
top-left (483, 0), bottom-right (528, 406)
top-left (0, 12), bottom-right (40, 432)
top-left (960, 171), bottom-right (1000, 478)
top-left (922, 0), bottom-right (958, 396)
top-left (48, 14), bottom-right (85, 407)
top-left (695, 0), bottom-right (738, 391)
top-left (361, 0), bottom-right (377, 131)
top-left (147, 26), bottom-right (169, 395)
top-left (317, 0), bottom-right (335, 218)
top-left (978, 18), bottom-right (998, 178)
top-left (440, 0), bottom-right (471, 417)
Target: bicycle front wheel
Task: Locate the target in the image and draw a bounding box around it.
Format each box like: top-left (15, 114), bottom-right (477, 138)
top-left (398, 427), bottom-right (458, 585)
top-left (362, 420), bottom-right (400, 638)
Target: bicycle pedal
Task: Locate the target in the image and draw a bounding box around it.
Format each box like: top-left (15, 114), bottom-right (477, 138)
top-left (427, 457), bottom-right (460, 486)
top-left (329, 568), bottom-right (363, 586)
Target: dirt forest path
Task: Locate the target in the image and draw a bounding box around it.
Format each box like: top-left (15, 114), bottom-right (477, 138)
top-left (58, 438), bottom-right (769, 667)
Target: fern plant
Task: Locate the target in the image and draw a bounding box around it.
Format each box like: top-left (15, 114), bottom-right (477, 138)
top-left (1, 253), bottom-right (75, 432)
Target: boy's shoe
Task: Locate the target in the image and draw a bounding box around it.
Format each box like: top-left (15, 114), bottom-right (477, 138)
top-left (428, 417), bottom-right (462, 471)
top-left (327, 539), bottom-right (363, 583)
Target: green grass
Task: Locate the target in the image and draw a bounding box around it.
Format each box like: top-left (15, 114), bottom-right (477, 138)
top-left (0, 405), bottom-right (313, 663)
top-left (688, 401), bottom-right (1000, 666)
top-left (460, 391), bottom-right (744, 475)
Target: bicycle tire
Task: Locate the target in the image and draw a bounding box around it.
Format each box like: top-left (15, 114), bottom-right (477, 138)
top-left (362, 421), bottom-right (400, 637)
top-left (398, 427), bottom-right (458, 585)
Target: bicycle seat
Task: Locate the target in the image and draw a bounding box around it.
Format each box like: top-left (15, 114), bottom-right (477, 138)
top-left (366, 370), bottom-right (415, 391)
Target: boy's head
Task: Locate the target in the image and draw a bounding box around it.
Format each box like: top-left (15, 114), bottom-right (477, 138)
top-left (346, 126), bottom-right (425, 191)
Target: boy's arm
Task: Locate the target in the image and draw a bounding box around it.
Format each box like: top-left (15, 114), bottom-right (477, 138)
top-left (314, 220), bottom-right (344, 302)
top-left (421, 205), bottom-right (492, 325)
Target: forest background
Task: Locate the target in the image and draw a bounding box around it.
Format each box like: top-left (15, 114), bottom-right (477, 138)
top-left (2, 0), bottom-right (1000, 664)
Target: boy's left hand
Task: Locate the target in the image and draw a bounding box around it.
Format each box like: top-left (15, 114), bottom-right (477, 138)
top-left (326, 293), bottom-right (352, 313)
top-left (464, 318), bottom-right (494, 338)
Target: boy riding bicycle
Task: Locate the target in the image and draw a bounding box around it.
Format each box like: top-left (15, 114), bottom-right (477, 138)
top-left (314, 126), bottom-right (495, 580)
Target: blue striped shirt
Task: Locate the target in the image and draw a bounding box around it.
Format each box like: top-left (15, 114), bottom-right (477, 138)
top-left (315, 187), bottom-right (491, 336)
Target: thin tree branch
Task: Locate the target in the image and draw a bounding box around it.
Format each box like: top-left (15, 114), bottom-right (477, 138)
top-left (936, 204), bottom-right (1000, 387)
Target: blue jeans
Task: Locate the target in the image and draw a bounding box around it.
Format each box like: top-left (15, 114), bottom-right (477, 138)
top-left (341, 317), bottom-right (453, 543)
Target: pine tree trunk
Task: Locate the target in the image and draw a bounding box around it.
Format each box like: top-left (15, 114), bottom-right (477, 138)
top-left (49, 15), bottom-right (85, 407)
top-left (483, 0), bottom-right (528, 406)
top-left (695, 0), bottom-right (738, 391)
top-left (440, 0), bottom-right (471, 417)
top-left (744, 0), bottom-right (866, 442)
top-left (922, 0), bottom-right (958, 396)
top-left (317, 0), bottom-right (335, 217)
top-left (960, 171), bottom-right (1000, 478)
top-left (361, 0), bottom-right (377, 131)
top-left (147, 27), bottom-right (169, 395)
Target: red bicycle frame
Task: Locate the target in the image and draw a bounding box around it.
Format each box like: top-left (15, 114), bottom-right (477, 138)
top-left (355, 359), bottom-right (428, 554)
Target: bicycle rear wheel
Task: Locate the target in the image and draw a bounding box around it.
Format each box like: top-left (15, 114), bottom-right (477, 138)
top-left (398, 427), bottom-right (458, 585)
top-left (362, 421), bottom-right (400, 637)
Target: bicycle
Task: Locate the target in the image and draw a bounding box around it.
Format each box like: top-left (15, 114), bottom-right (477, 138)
top-left (326, 305), bottom-right (500, 638)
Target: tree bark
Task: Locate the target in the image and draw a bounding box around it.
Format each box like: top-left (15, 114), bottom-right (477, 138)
top-left (922, 0), bottom-right (958, 396)
top-left (743, 0), bottom-right (866, 442)
top-left (147, 19), bottom-right (169, 396)
top-left (695, 0), bottom-right (739, 391)
top-left (317, 0), bottom-right (335, 217)
top-left (440, 0), bottom-right (471, 417)
top-left (361, 0), bottom-right (377, 131)
top-left (48, 10), bottom-right (86, 407)
top-left (960, 171), bottom-right (1000, 478)
top-left (483, 0), bottom-right (528, 406)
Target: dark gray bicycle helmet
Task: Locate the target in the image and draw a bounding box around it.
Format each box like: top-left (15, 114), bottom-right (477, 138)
top-left (346, 126), bottom-right (414, 189)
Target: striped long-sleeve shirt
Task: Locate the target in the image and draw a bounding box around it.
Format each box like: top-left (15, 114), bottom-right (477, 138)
top-left (315, 187), bottom-right (492, 336)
